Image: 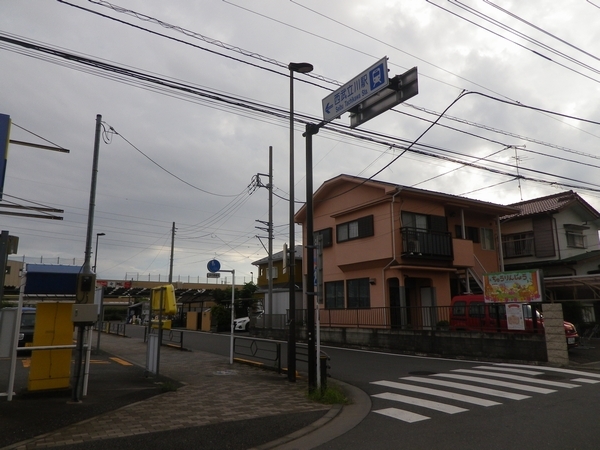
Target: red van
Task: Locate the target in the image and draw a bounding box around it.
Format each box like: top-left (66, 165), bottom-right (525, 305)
top-left (449, 294), bottom-right (579, 348)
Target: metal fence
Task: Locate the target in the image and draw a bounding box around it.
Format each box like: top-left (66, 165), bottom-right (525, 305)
top-left (253, 305), bottom-right (545, 334)
top-left (95, 321), bottom-right (127, 336)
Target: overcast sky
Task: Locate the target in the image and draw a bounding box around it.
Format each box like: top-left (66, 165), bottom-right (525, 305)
top-left (1, 0), bottom-right (600, 284)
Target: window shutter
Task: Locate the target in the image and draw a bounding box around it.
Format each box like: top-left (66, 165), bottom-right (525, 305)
top-left (533, 216), bottom-right (555, 257)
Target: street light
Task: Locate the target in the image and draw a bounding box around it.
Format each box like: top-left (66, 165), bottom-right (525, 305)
top-left (93, 232), bottom-right (105, 273)
top-left (288, 61), bottom-right (313, 383)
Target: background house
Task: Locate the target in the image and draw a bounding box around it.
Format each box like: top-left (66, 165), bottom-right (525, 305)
top-left (500, 190), bottom-right (600, 328)
top-left (252, 244), bottom-right (302, 318)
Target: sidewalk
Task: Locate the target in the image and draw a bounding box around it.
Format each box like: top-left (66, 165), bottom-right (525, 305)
top-left (1, 332), bottom-right (369, 450)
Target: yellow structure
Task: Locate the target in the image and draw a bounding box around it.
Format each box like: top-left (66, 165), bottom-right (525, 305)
top-left (151, 319), bottom-right (171, 330)
top-left (150, 284), bottom-right (176, 314)
top-left (28, 302), bottom-right (73, 391)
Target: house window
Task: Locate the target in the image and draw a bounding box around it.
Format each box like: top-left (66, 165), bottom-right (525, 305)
top-left (347, 278), bottom-right (370, 308)
top-left (314, 228), bottom-right (333, 248)
top-left (325, 281), bottom-right (344, 309)
top-left (336, 215), bottom-right (374, 243)
top-left (480, 228), bottom-right (495, 250)
top-left (566, 231), bottom-right (585, 248)
top-left (455, 225), bottom-right (480, 243)
top-left (502, 232), bottom-right (534, 258)
top-left (267, 267), bottom-right (278, 280)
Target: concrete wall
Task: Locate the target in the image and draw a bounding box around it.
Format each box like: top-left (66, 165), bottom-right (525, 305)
top-left (254, 327), bottom-right (548, 362)
top-left (543, 303), bottom-right (569, 366)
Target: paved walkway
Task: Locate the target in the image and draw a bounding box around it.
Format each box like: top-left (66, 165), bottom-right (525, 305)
top-left (4, 333), bottom-right (333, 450)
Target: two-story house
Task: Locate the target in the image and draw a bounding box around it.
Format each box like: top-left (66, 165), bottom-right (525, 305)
top-left (252, 244), bottom-right (303, 317)
top-left (294, 175), bottom-right (517, 329)
top-left (500, 190), bottom-right (600, 325)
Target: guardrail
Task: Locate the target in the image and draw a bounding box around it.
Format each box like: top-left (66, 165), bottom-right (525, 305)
top-left (296, 344), bottom-right (330, 389)
top-left (144, 327), bottom-right (185, 350)
top-left (233, 337), bottom-right (281, 373)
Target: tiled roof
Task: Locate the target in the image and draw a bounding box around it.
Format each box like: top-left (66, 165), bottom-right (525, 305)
top-left (502, 191), bottom-right (580, 220)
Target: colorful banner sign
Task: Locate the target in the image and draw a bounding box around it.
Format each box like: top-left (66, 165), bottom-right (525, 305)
top-left (483, 269), bottom-right (543, 303)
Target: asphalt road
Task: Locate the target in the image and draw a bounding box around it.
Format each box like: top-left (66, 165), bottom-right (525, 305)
top-left (112, 326), bottom-right (600, 449)
top-left (146, 326), bottom-right (600, 450)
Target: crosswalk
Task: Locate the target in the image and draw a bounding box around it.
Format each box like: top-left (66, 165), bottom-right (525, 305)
top-left (371, 364), bottom-right (600, 423)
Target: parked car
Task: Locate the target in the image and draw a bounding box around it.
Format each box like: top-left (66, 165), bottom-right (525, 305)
top-left (233, 310), bottom-right (264, 332)
top-left (449, 295), bottom-right (579, 348)
top-left (233, 316), bottom-right (250, 332)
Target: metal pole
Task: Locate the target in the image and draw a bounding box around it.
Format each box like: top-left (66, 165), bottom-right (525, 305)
top-left (169, 222), bottom-right (175, 284)
top-left (230, 270), bottom-right (235, 364)
top-left (305, 123), bottom-right (317, 392)
top-left (288, 68), bottom-right (297, 382)
top-left (268, 146), bottom-right (273, 320)
top-left (74, 114), bottom-right (102, 401)
top-left (84, 115), bottom-right (102, 272)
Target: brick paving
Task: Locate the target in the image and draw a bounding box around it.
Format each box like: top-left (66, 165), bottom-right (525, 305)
top-left (4, 333), bottom-right (329, 450)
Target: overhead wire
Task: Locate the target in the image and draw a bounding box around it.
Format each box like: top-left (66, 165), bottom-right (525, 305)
top-left (427, 0), bottom-right (600, 84)
top-left (69, 1), bottom-right (600, 176)
top-left (3, 32), bottom-right (600, 196)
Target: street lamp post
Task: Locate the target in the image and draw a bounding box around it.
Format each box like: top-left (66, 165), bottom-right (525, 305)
top-left (93, 232), bottom-right (105, 273)
top-left (288, 61), bottom-right (313, 383)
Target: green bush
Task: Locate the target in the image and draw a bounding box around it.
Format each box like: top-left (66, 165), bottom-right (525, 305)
top-left (211, 304), bottom-right (230, 328)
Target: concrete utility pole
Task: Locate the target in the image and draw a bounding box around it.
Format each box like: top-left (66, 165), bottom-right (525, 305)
top-left (267, 147), bottom-right (273, 317)
top-left (169, 222), bottom-right (175, 284)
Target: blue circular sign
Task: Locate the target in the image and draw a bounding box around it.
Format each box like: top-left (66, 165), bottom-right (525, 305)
top-left (207, 259), bottom-right (221, 273)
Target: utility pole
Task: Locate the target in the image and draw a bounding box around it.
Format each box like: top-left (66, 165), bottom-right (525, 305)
top-left (254, 147), bottom-right (273, 316)
top-left (169, 222), bottom-right (175, 284)
top-left (73, 114), bottom-right (102, 403)
top-left (267, 146), bottom-right (273, 317)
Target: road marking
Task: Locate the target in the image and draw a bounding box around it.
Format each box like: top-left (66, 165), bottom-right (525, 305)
top-left (372, 392), bottom-right (468, 414)
top-left (403, 376), bottom-right (530, 400)
top-left (496, 363), bottom-right (600, 379)
top-left (109, 357), bottom-right (133, 366)
top-left (472, 365), bottom-right (544, 376)
top-left (433, 373), bottom-right (556, 394)
top-left (572, 378), bottom-right (600, 384)
top-left (371, 380), bottom-right (500, 407)
top-left (452, 369), bottom-right (580, 389)
top-left (374, 407), bottom-right (430, 423)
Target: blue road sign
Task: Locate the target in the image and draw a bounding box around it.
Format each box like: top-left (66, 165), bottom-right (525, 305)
top-left (207, 259), bottom-right (221, 273)
top-left (322, 57), bottom-right (389, 122)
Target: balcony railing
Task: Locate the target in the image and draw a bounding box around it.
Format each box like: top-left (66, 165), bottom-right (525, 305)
top-left (502, 236), bottom-right (534, 258)
top-left (401, 227), bottom-right (453, 258)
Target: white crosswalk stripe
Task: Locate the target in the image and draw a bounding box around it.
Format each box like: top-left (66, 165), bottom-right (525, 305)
top-left (572, 378), bottom-right (600, 384)
top-left (371, 380), bottom-right (500, 406)
top-left (401, 376), bottom-right (530, 400)
top-left (432, 373), bottom-right (557, 394)
top-left (452, 369), bottom-right (580, 389)
top-left (374, 407), bottom-right (429, 423)
top-left (496, 363), bottom-right (600, 380)
top-left (372, 392), bottom-right (468, 414)
top-left (472, 365), bottom-right (544, 376)
top-left (371, 364), bottom-right (599, 424)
